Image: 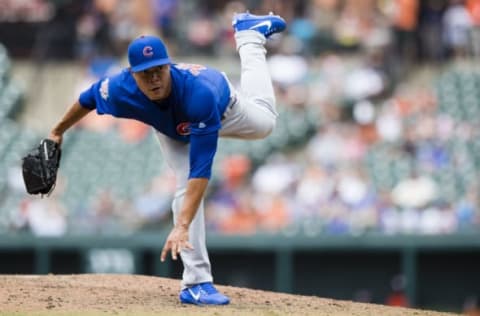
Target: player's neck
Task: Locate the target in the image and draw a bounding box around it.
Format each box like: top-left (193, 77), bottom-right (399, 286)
top-left (153, 94), bottom-right (173, 110)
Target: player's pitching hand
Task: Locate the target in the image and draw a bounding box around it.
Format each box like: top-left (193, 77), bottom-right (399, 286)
top-left (161, 225), bottom-right (194, 262)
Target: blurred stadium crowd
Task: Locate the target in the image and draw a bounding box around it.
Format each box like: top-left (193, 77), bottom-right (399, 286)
top-left (0, 0), bottom-right (480, 237)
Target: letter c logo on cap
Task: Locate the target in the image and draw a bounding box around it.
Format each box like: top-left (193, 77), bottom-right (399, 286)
top-left (143, 46), bottom-right (154, 57)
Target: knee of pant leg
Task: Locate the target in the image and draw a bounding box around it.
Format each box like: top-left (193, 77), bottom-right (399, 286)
top-left (256, 116), bottom-right (276, 139)
top-left (255, 96), bottom-right (276, 112)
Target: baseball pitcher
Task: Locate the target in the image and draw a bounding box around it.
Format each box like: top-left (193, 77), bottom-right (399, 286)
top-left (45, 12), bottom-right (286, 305)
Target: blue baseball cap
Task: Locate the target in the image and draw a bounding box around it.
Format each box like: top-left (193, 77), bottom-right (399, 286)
top-left (128, 35), bottom-right (171, 72)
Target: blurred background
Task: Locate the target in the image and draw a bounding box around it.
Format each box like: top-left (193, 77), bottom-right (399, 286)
top-left (0, 0), bottom-right (479, 314)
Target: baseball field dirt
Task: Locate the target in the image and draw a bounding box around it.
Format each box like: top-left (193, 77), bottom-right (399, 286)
top-left (0, 274), bottom-right (460, 316)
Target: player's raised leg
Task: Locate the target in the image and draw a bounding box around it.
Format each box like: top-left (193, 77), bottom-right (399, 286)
top-left (233, 12), bottom-right (286, 117)
top-left (220, 12), bottom-right (286, 139)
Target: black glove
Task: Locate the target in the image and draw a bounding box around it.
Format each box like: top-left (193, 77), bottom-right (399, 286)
top-left (22, 138), bottom-right (62, 196)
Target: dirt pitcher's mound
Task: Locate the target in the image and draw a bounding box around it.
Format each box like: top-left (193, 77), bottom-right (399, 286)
top-left (0, 274), bottom-right (458, 316)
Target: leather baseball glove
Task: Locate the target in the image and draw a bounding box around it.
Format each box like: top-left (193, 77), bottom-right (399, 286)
top-left (22, 138), bottom-right (61, 196)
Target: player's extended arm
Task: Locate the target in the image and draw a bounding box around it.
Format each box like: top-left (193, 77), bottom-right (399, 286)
top-left (178, 178), bottom-right (209, 228)
top-left (161, 113), bottom-right (219, 262)
top-left (49, 101), bottom-right (92, 144)
top-left (160, 178), bottom-right (208, 262)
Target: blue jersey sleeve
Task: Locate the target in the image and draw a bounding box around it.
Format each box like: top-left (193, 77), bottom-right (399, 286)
top-left (189, 131), bottom-right (218, 179)
top-left (187, 83), bottom-right (222, 179)
top-left (78, 77), bottom-right (114, 115)
top-left (78, 82), bottom-right (99, 110)
top-left (188, 86), bottom-right (222, 135)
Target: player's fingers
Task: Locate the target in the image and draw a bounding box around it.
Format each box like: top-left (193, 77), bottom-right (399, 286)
top-left (171, 243), bottom-right (178, 260)
top-left (184, 242), bottom-right (194, 250)
top-left (161, 245), bottom-right (169, 262)
top-left (161, 241), bottom-right (171, 262)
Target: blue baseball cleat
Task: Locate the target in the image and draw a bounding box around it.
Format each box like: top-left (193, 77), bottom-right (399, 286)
top-left (232, 12), bottom-right (286, 38)
top-left (179, 282), bottom-right (230, 305)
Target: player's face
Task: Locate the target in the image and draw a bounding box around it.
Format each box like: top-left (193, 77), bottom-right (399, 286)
top-left (132, 64), bottom-right (172, 101)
